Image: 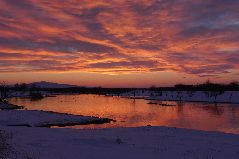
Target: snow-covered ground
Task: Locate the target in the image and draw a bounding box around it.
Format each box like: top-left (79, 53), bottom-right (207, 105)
top-left (7, 90), bottom-right (64, 98)
top-left (118, 90), bottom-right (152, 98)
top-left (0, 110), bottom-right (112, 127)
top-left (1, 126), bottom-right (239, 159)
top-left (0, 102), bottom-right (24, 110)
top-left (2, 81), bottom-right (81, 98)
top-left (118, 90), bottom-right (239, 103)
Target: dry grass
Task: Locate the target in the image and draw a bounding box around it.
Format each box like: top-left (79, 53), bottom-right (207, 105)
top-left (0, 130), bottom-right (14, 159)
top-left (0, 130), bottom-right (40, 159)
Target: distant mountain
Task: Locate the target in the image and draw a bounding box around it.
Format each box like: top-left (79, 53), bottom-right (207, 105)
top-left (29, 81), bottom-right (79, 89)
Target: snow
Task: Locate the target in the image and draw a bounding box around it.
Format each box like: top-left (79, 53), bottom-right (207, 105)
top-left (8, 90), bottom-right (67, 98)
top-left (0, 110), bottom-right (112, 127)
top-left (0, 102), bottom-right (23, 110)
top-left (7, 91), bottom-right (30, 98)
top-left (119, 90), bottom-right (152, 98)
top-left (1, 126), bottom-right (239, 159)
top-left (118, 90), bottom-right (239, 103)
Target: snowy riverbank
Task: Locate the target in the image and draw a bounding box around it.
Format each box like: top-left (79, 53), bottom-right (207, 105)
top-left (0, 110), bottom-right (113, 127)
top-left (6, 89), bottom-right (239, 104)
top-left (6, 90), bottom-right (65, 98)
top-left (118, 90), bottom-right (239, 103)
top-left (1, 126), bottom-right (239, 159)
top-left (0, 102), bottom-right (24, 110)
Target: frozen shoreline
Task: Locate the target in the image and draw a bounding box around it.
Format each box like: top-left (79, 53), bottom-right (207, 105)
top-left (1, 126), bottom-right (239, 159)
top-left (6, 90), bottom-right (239, 104)
top-left (117, 90), bottom-right (239, 104)
top-left (0, 102), bottom-right (113, 128)
top-left (0, 102), bottom-right (24, 110)
top-left (0, 110), bottom-right (113, 127)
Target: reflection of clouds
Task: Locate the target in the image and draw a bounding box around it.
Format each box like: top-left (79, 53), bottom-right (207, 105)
top-left (0, 0), bottom-right (238, 77)
top-left (10, 94), bottom-right (239, 133)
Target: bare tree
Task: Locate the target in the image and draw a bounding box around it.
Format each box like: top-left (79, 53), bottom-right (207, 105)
top-left (0, 81), bottom-right (9, 102)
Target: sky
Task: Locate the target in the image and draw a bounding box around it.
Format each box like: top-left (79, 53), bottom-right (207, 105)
top-left (0, 0), bottom-right (239, 87)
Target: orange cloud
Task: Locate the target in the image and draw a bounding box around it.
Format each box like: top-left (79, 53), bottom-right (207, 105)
top-left (0, 0), bottom-right (239, 86)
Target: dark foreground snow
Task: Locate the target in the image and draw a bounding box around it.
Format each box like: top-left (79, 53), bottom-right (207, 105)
top-left (1, 126), bottom-right (239, 159)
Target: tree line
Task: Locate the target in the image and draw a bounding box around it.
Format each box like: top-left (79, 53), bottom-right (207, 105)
top-left (1, 80), bottom-right (239, 101)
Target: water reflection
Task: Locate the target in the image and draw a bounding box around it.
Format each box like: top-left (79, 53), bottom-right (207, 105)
top-left (9, 94), bottom-right (239, 134)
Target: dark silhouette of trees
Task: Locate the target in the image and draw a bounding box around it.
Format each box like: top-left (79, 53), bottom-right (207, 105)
top-left (14, 83), bottom-right (28, 91)
top-left (1, 80), bottom-right (238, 97)
top-left (0, 82), bottom-right (9, 102)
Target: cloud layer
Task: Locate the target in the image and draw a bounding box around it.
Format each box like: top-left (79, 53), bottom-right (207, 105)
top-left (0, 0), bottom-right (239, 78)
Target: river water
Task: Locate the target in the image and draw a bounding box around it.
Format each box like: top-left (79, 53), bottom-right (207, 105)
top-left (9, 94), bottom-right (239, 134)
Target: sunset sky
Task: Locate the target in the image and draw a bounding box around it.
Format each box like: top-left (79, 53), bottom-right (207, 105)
top-left (0, 0), bottom-right (238, 87)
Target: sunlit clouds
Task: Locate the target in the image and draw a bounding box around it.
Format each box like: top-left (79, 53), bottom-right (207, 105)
top-left (0, 0), bottom-right (239, 86)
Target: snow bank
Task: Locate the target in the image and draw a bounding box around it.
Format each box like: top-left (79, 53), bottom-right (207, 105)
top-left (2, 126), bottom-right (239, 159)
top-left (0, 110), bottom-right (113, 127)
top-left (118, 90), bottom-right (239, 103)
top-left (8, 90), bottom-right (57, 98)
top-left (147, 91), bottom-right (239, 103)
top-left (119, 90), bottom-right (152, 98)
top-left (0, 102), bottom-right (24, 110)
